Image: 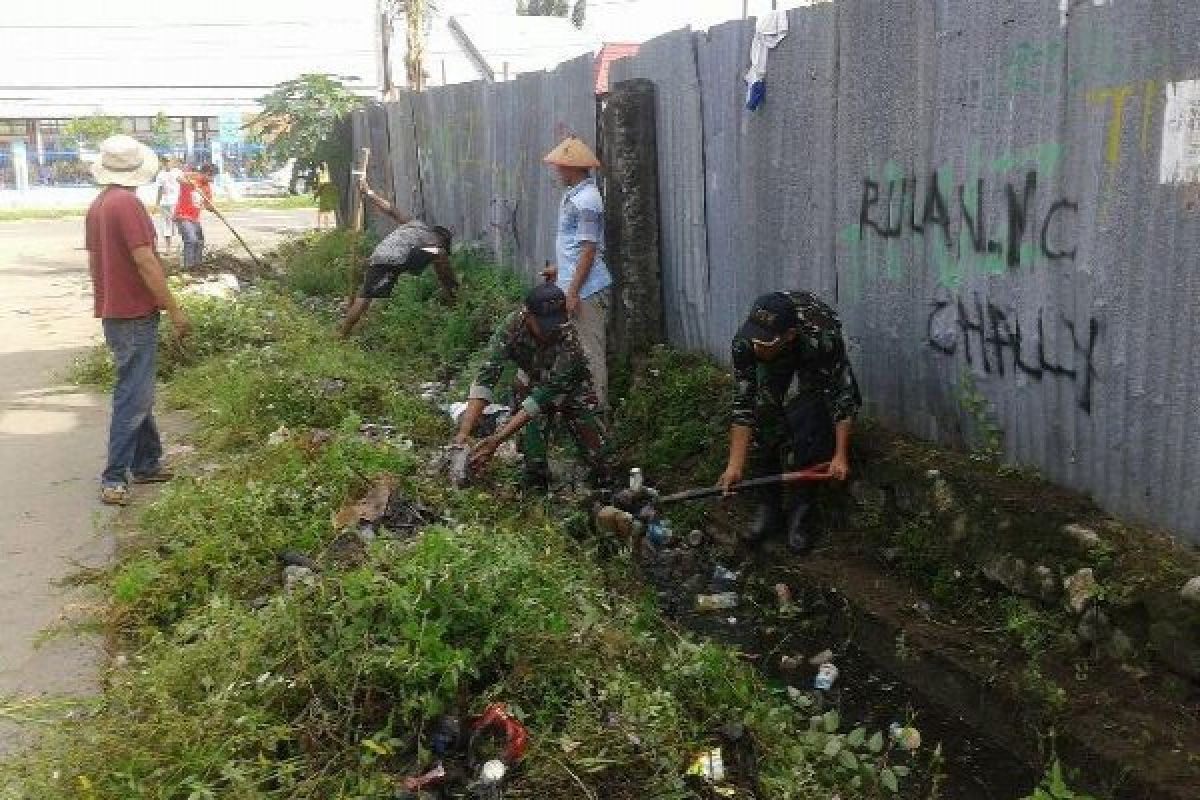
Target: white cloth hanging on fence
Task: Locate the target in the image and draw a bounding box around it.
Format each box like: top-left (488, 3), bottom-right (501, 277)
top-left (744, 10), bottom-right (790, 111)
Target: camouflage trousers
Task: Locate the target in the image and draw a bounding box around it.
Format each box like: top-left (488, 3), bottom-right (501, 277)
top-left (749, 393), bottom-right (835, 511)
top-left (514, 381), bottom-right (613, 487)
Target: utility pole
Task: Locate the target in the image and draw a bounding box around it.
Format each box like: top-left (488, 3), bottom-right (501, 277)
top-left (742, 0), bottom-right (748, 19)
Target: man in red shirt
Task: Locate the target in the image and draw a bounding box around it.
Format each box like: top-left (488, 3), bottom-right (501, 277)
top-left (86, 135), bottom-right (191, 506)
top-left (174, 164), bottom-right (214, 269)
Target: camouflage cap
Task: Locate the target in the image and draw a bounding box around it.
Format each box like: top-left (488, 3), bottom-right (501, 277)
top-left (525, 282), bottom-right (568, 332)
top-left (738, 292), bottom-right (799, 342)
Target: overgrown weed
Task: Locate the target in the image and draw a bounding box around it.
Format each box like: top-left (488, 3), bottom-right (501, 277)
top-left (7, 233), bottom-right (911, 799)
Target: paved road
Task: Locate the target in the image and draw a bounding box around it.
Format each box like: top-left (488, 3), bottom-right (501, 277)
top-left (0, 207), bottom-right (312, 754)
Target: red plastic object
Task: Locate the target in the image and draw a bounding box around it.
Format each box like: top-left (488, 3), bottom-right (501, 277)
top-left (470, 703), bottom-right (530, 764)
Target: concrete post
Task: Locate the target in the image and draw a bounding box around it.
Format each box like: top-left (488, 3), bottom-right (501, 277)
top-left (601, 78), bottom-right (664, 364)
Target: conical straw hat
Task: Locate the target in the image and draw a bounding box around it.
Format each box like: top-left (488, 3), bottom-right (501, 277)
top-left (542, 136), bottom-right (601, 168)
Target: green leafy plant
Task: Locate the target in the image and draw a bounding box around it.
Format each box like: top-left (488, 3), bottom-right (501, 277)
top-left (63, 114), bottom-right (123, 149)
top-left (1021, 760), bottom-right (1097, 800)
top-left (253, 74), bottom-right (363, 176)
top-left (956, 372), bottom-right (1004, 463)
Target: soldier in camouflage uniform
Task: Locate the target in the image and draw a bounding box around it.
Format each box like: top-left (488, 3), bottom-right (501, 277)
top-left (717, 291), bottom-right (862, 552)
top-left (454, 282), bottom-right (612, 491)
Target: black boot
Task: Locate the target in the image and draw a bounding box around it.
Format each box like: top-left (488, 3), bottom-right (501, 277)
top-left (745, 498), bottom-right (784, 543)
top-left (786, 501), bottom-right (817, 554)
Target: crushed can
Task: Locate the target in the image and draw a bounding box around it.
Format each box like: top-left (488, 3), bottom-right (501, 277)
top-left (695, 592), bottom-right (739, 612)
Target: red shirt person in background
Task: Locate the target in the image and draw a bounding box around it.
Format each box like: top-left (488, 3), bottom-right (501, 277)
top-left (85, 135), bottom-right (190, 506)
top-left (174, 164), bottom-right (215, 269)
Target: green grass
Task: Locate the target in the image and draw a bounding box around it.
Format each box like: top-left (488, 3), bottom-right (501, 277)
top-left (6, 233), bottom-right (918, 799)
top-left (0, 195), bottom-right (316, 223)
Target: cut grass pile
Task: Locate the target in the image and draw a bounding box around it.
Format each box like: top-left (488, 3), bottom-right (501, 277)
top-left (2, 234), bottom-right (919, 799)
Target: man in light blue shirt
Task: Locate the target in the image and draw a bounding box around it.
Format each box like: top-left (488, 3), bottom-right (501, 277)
top-left (542, 136), bottom-right (612, 406)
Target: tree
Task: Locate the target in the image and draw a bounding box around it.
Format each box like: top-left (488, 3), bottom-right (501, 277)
top-left (149, 112), bottom-right (174, 151)
top-left (517, 0), bottom-right (568, 15)
top-left (253, 74), bottom-right (363, 170)
top-left (516, 0), bottom-right (585, 27)
top-left (63, 115), bottom-right (123, 149)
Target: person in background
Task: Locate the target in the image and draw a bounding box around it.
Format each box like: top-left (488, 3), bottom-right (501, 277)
top-left (175, 163), bottom-right (214, 269)
top-left (454, 282), bottom-right (612, 492)
top-left (153, 156), bottom-right (182, 253)
top-left (314, 162), bottom-right (338, 230)
top-left (541, 136), bottom-right (611, 409)
top-left (85, 135), bottom-right (190, 506)
top-left (336, 178), bottom-right (457, 338)
top-left (717, 291), bottom-right (862, 553)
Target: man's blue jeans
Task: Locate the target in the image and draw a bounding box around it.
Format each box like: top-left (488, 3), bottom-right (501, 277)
top-left (177, 219), bottom-right (204, 268)
top-left (101, 315), bottom-right (163, 487)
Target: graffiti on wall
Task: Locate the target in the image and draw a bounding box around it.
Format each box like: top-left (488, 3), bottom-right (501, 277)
top-left (839, 143), bottom-right (1078, 292)
top-left (928, 293), bottom-right (1101, 413)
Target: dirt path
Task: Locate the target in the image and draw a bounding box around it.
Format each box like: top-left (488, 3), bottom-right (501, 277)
top-left (0, 208), bottom-right (313, 754)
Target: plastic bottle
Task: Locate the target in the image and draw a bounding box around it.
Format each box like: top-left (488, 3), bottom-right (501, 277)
top-left (629, 467), bottom-right (644, 491)
top-left (695, 592), bottom-right (739, 611)
top-left (814, 662), bottom-right (839, 690)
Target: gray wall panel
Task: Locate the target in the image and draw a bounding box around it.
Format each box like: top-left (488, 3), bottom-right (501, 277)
top-left (353, 0), bottom-right (1200, 542)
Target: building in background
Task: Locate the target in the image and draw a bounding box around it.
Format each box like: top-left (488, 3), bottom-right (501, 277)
top-left (0, 0), bottom-right (386, 190)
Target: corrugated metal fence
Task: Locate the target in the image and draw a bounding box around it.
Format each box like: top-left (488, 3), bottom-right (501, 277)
top-left (351, 0), bottom-right (1200, 543)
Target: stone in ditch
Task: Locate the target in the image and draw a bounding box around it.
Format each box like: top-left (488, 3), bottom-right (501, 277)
top-left (686, 529), bottom-right (705, 548)
top-left (1063, 523), bottom-right (1101, 548)
top-left (1180, 576), bottom-right (1200, 604)
top-left (983, 554), bottom-right (1028, 594)
top-left (1064, 568), bottom-right (1099, 614)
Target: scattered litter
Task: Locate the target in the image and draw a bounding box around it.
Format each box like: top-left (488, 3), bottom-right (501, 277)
top-left (181, 272), bottom-right (240, 299)
top-left (266, 425), bottom-right (291, 446)
top-left (780, 654), bottom-right (802, 671)
top-left (808, 649), bottom-right (834, 666)
top-left (277, 550), bottom-right (317, 570)
top-left (400, 762), bottom-right (446, 792)
top-left (317, 378), bottom-right (346, 397)
top-left (814, 662), bottom-right (839, 691)
top-left (647, 519), bottom-right (673, 546)
top-left (712, 565), bottom-right (739, 586)
top-left (358, 422), bottom-right (413, 450)
top-left (725, 616), bottom-right (738, 625)
top-left (443, 402), bottom-right (513, 436)
top-left (419, 381), bottom-right (448, 402)
top-left (686, 748), bottom-right (726, 782)
top-left (595, 505), bottom-right (638, 537)
top-left (283, 565), bottom-right (316, 591)
top-left (431, 715), bottom-right (463, 756)
top-left (925, 469), bottom-right (941, 480)
top-left (695, 592), bottom-right (739, 612)
top-left (427, 444), bottom-right (472, 487)
top-left (468, 703), bottom-right (529, 767)
top-left (333, 475), bottom-right (397, 529)
top-left (774, 582), bottom-right (793, 608)
top-left (333, 476), bottom-right (441, 537)
top-left (889, 723), bottom-right (922, 751)
top-left (629, 467), bottom-right (644, 491)
top-left (686, 529), bottom-right (705, 547)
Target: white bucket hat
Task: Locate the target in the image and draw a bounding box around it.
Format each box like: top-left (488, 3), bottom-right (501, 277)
top-left (91, 134), bottom-right (160, 187)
